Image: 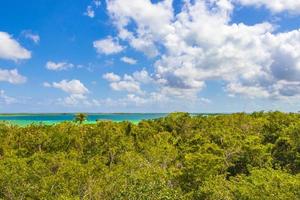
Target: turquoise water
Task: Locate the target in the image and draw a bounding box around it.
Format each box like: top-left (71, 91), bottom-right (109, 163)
top-left (0, 113), bottom-right (168, 126)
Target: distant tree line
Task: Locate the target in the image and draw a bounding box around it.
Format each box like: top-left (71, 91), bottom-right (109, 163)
top-left (0, 112), bottom-right (299, 199)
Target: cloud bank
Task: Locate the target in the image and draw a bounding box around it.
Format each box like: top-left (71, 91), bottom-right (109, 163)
top-left (103, 0), bottom-right (300, 102)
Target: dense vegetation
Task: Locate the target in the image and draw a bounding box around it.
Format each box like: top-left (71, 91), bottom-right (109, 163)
top-left (0, 112), bottom-right (299, 199)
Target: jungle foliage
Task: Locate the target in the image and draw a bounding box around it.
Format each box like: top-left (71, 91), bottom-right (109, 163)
top-left (0, 112), bottom-right (299, 199)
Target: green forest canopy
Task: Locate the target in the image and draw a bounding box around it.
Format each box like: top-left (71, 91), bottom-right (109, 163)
top-left (0, 112), bottom-right (299, 199)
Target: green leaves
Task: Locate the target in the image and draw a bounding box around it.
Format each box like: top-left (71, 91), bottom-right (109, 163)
top-left (74, 113), bottom-right (87, 124)
top-left (200, 168), bottom-right (300, 200)
top-left (0, 112), bottom-right (299, 199)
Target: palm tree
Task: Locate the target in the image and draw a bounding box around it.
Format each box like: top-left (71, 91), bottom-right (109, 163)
top-left (74, 113), bottom-right (87, 124)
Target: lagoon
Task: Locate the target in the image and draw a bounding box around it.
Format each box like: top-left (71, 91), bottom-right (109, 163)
top-left (0, 113), bottom-right (168, 126)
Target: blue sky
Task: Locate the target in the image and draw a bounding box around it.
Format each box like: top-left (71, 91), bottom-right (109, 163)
top-left (1, 0), bottom-right (300, 113)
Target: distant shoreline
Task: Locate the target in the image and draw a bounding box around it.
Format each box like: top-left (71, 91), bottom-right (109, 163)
top-left (0, 113), bottom-right (224, 126)
top-left (0, 112), bottom-right (225, 116)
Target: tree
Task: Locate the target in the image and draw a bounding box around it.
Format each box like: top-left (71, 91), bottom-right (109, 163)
top-left (74, 113), bottom-right (87, 124)
top-left (0, 112), bottom-right (300, 199)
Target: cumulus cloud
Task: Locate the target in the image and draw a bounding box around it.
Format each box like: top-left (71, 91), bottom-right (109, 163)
top-left (103, 72), bottom-right (121, 82)
top-left (110, 81), bottom-right (141, 93)
top-left (44, 79), bottom-right (90, 106)
top-left (104, 0), bottom-right (300, 100)
top-left (60, 94), bottom-right (89, 106)
top-left (132, 69), bottom-right (152, 84)
top-left (120, 56), bottom-right (137, 65)
top-left (106, 0), bottom-right (173, 57)
top-left (97, 89), bottom-right (211, 110)
top-left (103, 70), bottom-right (152, 93)
top-left (0, 68), bottom-right (27, 84)
top-left (45, 79), bottom-right (89, 95)
top-left (46, 61), bottom-right (74, 71)
top-left (93, 37), bottom-right (124, 55)
top-left (235, 0), bottom-right (300, 14)
top-left (0, 31), bottom-right (31, 61)
top-left (22, 30), bottom-right (40, 44)
top-left (101, 69), bottom-right (201, 109)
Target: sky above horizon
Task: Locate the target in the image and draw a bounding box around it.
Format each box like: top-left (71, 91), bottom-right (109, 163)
top-left (1, 0), bottom-right (300, 113)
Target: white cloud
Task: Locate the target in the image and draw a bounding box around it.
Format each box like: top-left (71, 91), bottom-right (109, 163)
top-left (103, 70), bottom-right (150, 93)
top-left (235, 0), bottom-right (300, 14)
top-left (132, 69), bottom-right (152, 84)
top-left (96, 89), bottom-right (207, 109)
top-left (60, 94), bottom-right (88, 106)
top-left (96, 94), bottom-right (153, 107)
top-left (44, 79), bottom-right (90, 106)
top-left (0, 31), bottom-right (31, 61)
top-left (43, 82), bottom-right (51, 87)
top-left (110, 80), bottom-right (141, 93)
top-left (46, 61), bottom-right (74, 71)
top-left (199, 97), bottom-right (211, 104)
top-left (93, 37), bottom-right (124, 55)
top-left (45, 79), bottom-right (89, 95)
top-left (106, 0), bottom-right (173, 57)
top-left (84, 0), bottom-right (101, 18)
top-left (105, 0), bottom-right (300, 100)
top-left (0, 90), bottom-right (17, 104)
top-left (22, 30), bottom-right (40, 44)
top-left (125, 94), bottom-right (148, 105)
top-left (0, 68), bottom-right (27, 84)
top-left (84, 5), bottom-right (95, 18)
top-left (226, 82), bottom-right (270, 99)
top-left (103, 72), bottom-right (121, 82)
top-left (120, 56), bottom-right (137, 65)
